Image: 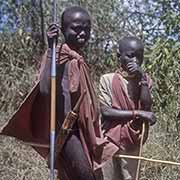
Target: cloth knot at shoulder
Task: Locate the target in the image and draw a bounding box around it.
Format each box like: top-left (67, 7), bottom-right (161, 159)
top-left (58, 43), bottom-right (84, 63)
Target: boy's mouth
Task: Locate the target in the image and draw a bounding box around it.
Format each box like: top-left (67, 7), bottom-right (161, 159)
top-left (77, 38), bottom-right (86, 43)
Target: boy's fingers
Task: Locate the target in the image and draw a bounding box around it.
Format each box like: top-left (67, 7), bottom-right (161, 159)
top-left (127, 64), bottom-right (138, 71)
top-left (47, 29), bottom-right (59, 34)
top-left (48, 24), bottom-right (60, 31)
top-left (47, 29), bottom-right (59, 39)
top-left (150, 116), bottom-right (156, 125)
top-left (48, 27), bottom-right (59, 32)
top-left (49, 23), bottom-right (59, 27)
top-left (48, 34), bottom-right (58, 38)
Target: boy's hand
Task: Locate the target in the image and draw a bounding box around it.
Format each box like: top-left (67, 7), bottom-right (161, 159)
top-left (126, 58), bottom-right (144, 79)
top-left (47, 24), bottom-right (59, 49)
top-left (136, 110), bottom-right (156, 126)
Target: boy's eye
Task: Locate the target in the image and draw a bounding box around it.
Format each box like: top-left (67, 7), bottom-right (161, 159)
top-left (126, 52), bottom-right (135, 58)
top-left (73, 26), bottom-right (81, 32)
top-left (117, 52), bottom-right (121, 58)
top-left (72, 25), bottom-right (90, 33)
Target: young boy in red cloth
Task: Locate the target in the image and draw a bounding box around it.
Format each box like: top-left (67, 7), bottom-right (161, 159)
top-left (98, 36), bottom-right (156, 180)
top-left (2, 6), bottom-right (117, 180)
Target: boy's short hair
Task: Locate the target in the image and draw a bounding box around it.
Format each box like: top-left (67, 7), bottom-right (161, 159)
top-left (61, 6), bottom-right (90, 29)
top-left (118, 36), bottom-right (144, 52)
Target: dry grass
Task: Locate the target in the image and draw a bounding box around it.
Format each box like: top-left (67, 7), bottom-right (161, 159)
top-left (0, 136), bottom-right (52, 180)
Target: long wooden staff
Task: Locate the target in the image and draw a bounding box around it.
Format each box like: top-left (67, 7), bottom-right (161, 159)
top-left (50, 0), bottom-right (57, 179)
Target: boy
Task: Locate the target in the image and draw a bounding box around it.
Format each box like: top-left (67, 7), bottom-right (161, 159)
top-left (98, 36), bottom-right (156, 180)
top-left (1, 6), bottom-right (105, 180)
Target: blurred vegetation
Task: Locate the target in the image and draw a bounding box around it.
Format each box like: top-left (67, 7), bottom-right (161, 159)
top-left (0, 0), bottom-right (180, 179)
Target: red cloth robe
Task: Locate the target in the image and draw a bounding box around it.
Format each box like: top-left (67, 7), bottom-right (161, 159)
top-left (1, 43), bottom-right (118, 170)
top-left (104, 72), bottom-right (151, 151)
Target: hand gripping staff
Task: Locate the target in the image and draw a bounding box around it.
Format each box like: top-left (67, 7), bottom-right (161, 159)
top-left (50, 0), bottom-right (57, 179)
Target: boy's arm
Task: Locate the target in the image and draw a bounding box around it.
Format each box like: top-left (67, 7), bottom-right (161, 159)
top-left (99, 74), bottom-right (156, 125)
top-left (101, 105), bottom-right (135, 121)
top-left (99, 75), bottom-right (151, 122)
top-left (39, 24), bottom-right (59, 95)
top-left (100, 104), bottom-right (155, 125)
top-left (139, 74), bottom-right (153, 111)
top-left (98, 74), bottom-right (131, 121)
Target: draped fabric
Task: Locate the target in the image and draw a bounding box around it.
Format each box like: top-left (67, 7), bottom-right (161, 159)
top-left (98, 71), bottom-right (152, 180)
top-left (0, 43), bottom-right (118, 170)
top-left (103, 72), bottom-right (151, 151)
top-left (56, 44), bottom-right (103, 166)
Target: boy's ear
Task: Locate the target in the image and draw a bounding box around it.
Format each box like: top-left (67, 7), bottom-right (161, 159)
top-left (60, 26), bottom-right (64, 33)
top-left (116, 48), bottom-right (121, 57)
top-left (177, 111), bottom-right (180, 119)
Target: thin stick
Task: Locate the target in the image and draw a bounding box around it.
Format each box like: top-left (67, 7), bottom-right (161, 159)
top-left (22, 142), bottom-right (180, 166)
top-left (135, 122), bottom-right (145, 180)
top-left (50, 0), bottom-right (57, 180)
top-left (115, 154), bottom-right (180, 166)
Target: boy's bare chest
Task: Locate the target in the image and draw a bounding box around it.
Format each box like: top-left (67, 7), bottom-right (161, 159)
top-left (127, 80), bottom-right (140, 106)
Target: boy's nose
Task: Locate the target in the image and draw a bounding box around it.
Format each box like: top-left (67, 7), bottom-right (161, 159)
top-left (79, 30), bottom-right (86, 36)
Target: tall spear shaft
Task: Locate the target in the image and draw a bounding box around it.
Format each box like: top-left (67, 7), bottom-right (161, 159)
top-left (50, 0), bottom-right (57, 179)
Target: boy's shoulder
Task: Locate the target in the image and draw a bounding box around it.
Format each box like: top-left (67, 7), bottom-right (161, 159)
top-left (99, 73), bottom-right (116, 87)
top-left (100, 72), bottom-right (115, 79)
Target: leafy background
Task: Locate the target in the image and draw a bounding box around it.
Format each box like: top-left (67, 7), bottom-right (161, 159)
top-left (0, 0), bottom-right (180, 179)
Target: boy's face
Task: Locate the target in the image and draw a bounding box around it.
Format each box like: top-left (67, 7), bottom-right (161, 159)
top-left (62, 11), bottom-right (91, 49)
top-left (117, 39), bottom-right (143, 72)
